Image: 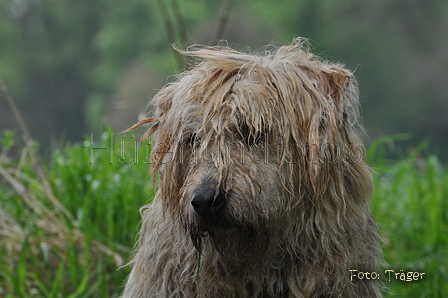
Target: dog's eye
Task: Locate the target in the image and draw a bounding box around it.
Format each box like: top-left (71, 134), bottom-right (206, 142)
top-left (237, 122), bottom-right (265, 146)
top-left (188, 134), bottom-right (200, 148)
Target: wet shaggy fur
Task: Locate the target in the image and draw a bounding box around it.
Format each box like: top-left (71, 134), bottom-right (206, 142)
top-left (121, 40), bottom-right (382, 297)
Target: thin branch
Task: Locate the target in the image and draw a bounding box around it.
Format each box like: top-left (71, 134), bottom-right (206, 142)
top-left (156, 0), bottom-right (184, 66)
top-left (212, 0), bottom-right (234, 44)
top-left (0, 78), bottom-right (33, 143)
top-left (171, 0), bottom-right (188, 46)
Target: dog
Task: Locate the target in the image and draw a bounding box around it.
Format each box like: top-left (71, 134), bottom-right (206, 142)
top-left (121, 40), bottom-right (382, 297)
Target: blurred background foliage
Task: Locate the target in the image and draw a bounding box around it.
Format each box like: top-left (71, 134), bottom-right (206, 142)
top-left (0, 0), bottom-right (447, 158)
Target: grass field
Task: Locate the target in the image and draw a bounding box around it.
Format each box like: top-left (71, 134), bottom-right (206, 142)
top-left (0, 130), bottom-right (447, 297)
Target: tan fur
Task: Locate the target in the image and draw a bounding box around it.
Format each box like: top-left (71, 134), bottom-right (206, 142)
top-left (121, 39), bottom-right (382, 298)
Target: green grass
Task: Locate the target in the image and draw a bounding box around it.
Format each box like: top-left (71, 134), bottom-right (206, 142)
top-left (368, 137), bottom-right (448, 297)
top-left (0, 131), bottom-right (447, 297)
top-left (0, 129), bottom-right (153, 297)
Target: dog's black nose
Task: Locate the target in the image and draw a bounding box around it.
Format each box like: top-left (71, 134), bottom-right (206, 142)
top-left (191, 186), bottom-right (226, 218)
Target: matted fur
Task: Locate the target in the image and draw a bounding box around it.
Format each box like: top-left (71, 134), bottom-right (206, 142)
top-left (121, 40), bottom-right (382, 298)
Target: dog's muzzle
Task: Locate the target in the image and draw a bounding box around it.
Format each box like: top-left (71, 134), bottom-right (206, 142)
top-left (191, 185), bottom-right (226, 219)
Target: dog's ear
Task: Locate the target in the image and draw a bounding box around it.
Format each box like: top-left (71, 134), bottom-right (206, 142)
top-left (319, 65), bottom-right (360, 134)
top-left (303, 64), bottom-right (363, 196)
top-left (154, 85), bottom-right (174, 120)
top-left (322, 66), bottom-right (352, 108)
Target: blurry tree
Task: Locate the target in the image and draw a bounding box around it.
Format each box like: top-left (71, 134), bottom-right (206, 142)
top-left (1, 0), bottom-right (447, 157)
top-left (0, 0), bottom-right (221, 145)
top-left (1, 0), bottom-right (102, 144)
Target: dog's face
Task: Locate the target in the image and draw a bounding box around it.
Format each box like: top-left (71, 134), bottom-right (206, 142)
top-left (153, 65), bottom-right (286, 254)
top-left (134, 44), bottom-right (371, 255)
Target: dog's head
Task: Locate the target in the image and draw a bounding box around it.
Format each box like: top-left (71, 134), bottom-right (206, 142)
top-left (130, 40), bottom-right (372, 255)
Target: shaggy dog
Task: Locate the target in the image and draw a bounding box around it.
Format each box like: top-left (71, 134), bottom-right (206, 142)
top-left (121, 40), bottom-right (382, 297)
